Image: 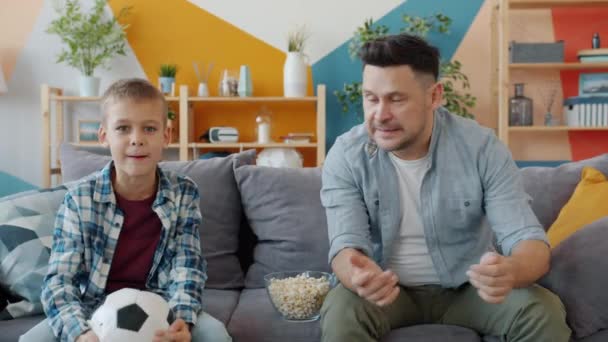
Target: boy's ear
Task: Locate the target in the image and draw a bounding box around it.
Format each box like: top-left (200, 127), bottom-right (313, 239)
top-left (98, 124), bottom-right (109, 148)
top-left (163, 125), bottom-right (171, 147)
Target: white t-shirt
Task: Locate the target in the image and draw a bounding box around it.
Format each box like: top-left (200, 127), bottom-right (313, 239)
top-left (386, 152), bottom-right (440, 286)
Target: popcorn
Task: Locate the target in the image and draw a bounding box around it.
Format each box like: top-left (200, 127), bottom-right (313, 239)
top-left (267, 273), bottom-right (331, 320)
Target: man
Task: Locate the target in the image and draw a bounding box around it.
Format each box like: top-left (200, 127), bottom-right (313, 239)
top-left (320, 33), bottom-right (570, 342)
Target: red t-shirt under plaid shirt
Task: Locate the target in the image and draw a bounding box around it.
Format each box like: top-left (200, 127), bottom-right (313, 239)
top-left (105, 191), bottom-right (162, 294)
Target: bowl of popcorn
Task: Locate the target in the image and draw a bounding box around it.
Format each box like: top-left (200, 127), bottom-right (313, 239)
top-left (264, 271), bottom-right (334, 322)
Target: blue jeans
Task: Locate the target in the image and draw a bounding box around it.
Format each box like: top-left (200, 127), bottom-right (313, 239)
top-left (19, 312), bottom-right (232, 342)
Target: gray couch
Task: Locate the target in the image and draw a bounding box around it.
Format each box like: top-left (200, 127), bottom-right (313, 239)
top-left (1, 148), bottom-right (608, 342)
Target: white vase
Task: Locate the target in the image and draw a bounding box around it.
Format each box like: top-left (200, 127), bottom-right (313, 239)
top-left (79, 75), bottom-right (100, 97)
top-left (283, 52), bottom-right (307, 97)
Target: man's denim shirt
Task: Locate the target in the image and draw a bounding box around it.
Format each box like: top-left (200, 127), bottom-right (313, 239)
top-left (321, 108), bottom-right (548, 288)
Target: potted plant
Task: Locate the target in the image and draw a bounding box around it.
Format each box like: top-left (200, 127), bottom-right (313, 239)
top-left (159, 64), bottom-right (178, 95)
top-left (47, 0), bottom-right (131, 96)
top-left (284, 25), bottom-right (310, 97)
top-left (335, 14), bottom-right (476, 121)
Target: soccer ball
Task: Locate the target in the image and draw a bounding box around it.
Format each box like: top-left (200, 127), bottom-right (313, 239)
top-left (89, 288), bottom-right (175, 342)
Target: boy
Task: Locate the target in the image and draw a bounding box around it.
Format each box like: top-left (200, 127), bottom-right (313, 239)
top-left (20, 79), bottom-right (231, 342)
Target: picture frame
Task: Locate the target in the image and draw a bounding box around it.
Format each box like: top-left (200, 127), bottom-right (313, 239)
top-left (579, 73), bottom-right (608, 97)
top-left (77, 120), bottom-right (101, 143)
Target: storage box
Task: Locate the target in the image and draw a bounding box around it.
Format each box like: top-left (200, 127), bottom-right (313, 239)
top-left (510, 41), bottom-right (564, 63)
top-left (564, 96), bottom-right (608, 127)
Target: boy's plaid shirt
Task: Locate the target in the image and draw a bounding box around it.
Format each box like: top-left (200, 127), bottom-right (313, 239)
top-left (41, 162), bottom-right (207, 342)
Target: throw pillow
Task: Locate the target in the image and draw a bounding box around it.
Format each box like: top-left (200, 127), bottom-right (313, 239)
top-left (0, 185), bottom-right (68, 319)
top-left (539, 216), bottom-right (608, 339)
top-left (60, 143), bottom-right (256, 289)
top-left (234, 165), bottom-right (331, 288)
top-left (519, 153), bottom-right (608, 230)
top-left (546, 167), bottom-right (608, 247)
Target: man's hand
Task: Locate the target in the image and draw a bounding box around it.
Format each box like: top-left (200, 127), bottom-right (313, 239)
top-left (76, 330), bottom-right (99, 342)
top-left (350, 253), bottom-right (400, 307)
top-left (153, 318), bottom-right (191, 342)
top-left (467, 252), bottom-right (516, 304)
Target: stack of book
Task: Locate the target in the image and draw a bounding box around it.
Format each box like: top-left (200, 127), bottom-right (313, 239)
top-left (281, 133), bottom-right (314, 144)
top-left (578, 48), bottom-right (608, 63)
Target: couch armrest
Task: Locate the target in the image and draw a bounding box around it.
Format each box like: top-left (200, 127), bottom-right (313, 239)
top-left (539, 216), bottom-right (608, 339)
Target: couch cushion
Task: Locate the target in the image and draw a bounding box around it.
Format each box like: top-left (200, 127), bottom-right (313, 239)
top-left (234, 165), bottom-right (330, 288)
top-left (547, 167), bottom-right (608, 247)
top-left (519, 154), bottom-right (608, 229)
top-left (539, 216), bottom-right (608, 339)
top-left (60, 144), bottom-right (256, 289)
top-left (201, 289), bottom-right (240, 325)
top-left (228, 289), bottom-right (480, 342)
top-left (0, 315), bottom-right (45, 342)
top-left (0, 185), bottom-right (68, 320)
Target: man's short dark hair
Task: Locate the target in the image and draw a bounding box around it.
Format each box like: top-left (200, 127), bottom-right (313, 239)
top-left (359, 33), bottom-right (440, 81)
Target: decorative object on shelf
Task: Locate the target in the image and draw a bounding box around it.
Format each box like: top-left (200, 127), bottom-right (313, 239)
top-left (579, 73), bottom-right (608, 97)
top-left (219, 69), bottom-right (238, 96)
top-left (509, 83), bottom-right (533, 126)
top-left (167, 108), bottom-right (177, 143)
top-left (199, 127), bottom-right (239, 143)
top-left (257, 148), bottom-right (303, 168)
top-left (509, 41), bottom-right (565, 64)
top-left (0, 63), bottom-right (7, 94)
top-left (284, 25), bottom-right (309, 98)
top-left (238, 65), bottom-right (253, 97)
top-left (199, 151), bottom-right (231, 160)
top-left (77, 120), bottom-right (101, 143)
top-left (564, 96), bottom-right (608, 127)
top-left (593, 32), bottom-right (601, 49)
top-left (578, 48), bottom-right (608, 63)
top-left (256, 110), bottom-right (272, 143)
top-left (335, 14), bottom-right (476, 121)
top-left (193, 61), bottom-right (212, 97)
top-left (47, 0), bottom-right (131, 96)
top-left (159, 64), bottom-right (178, 95)
top-left (537, 81), bottom-right (560, 126)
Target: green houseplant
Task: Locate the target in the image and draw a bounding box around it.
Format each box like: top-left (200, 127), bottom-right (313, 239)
top-left (335, 14), bottom-right (476, 120)
top-left (284, 26), bottom-right (310, 97)
top-left (159, 64), bottom-right (178, 95)
top-left (47, 0), bottom-right (131, 96)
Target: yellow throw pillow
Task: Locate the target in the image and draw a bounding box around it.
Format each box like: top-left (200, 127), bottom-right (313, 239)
top-left (547, 166), bottom-right (608, 248)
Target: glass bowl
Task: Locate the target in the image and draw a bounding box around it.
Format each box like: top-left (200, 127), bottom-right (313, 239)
top-left (264, 271), bottom-right (334, 322)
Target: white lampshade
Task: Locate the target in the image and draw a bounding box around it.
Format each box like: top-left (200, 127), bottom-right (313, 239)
top-left (0, 64), bottom-right (7, 94)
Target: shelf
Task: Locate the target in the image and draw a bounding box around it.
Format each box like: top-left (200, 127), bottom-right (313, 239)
top-left (188, 96), bottom-right (317, 103)
top-left (190, 142), bottom-right (318, 149)
top-left (510, 0), bottom-right (608, 9)
top-left (509, 126), bottom-right (608, 131)
top-left (71, 142), bottom-right (181, 148)
top-left (510, 62), bottom-right (608, 70)
top-left (51, 95), bottom-right (180, 102)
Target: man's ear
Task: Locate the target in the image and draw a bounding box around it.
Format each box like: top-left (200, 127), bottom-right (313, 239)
top-left (430, 82), bottom-right (444, 111)
top-left (98, 124), bottom-right (109, 148)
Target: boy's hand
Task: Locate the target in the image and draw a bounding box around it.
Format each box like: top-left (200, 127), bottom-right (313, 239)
top-left (153, 318), bottom-right (191, 342)
top-left (76, 330), bottom-right (99, 342)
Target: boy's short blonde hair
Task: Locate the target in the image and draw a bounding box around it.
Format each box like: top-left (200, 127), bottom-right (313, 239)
top-left (101, 78), bottom-right (168, 127)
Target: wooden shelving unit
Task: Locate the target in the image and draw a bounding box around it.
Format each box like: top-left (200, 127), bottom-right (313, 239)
top-left (510, 62), bottom-right (608, 70)
top-left (509, 0), bottom-right (608, 9)
top-left (496, 0), bottom-right (608, 148)
top-left (41, 84), bottom-right (327, 187)
top-left (509, 126), bottom-right (608, 131)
